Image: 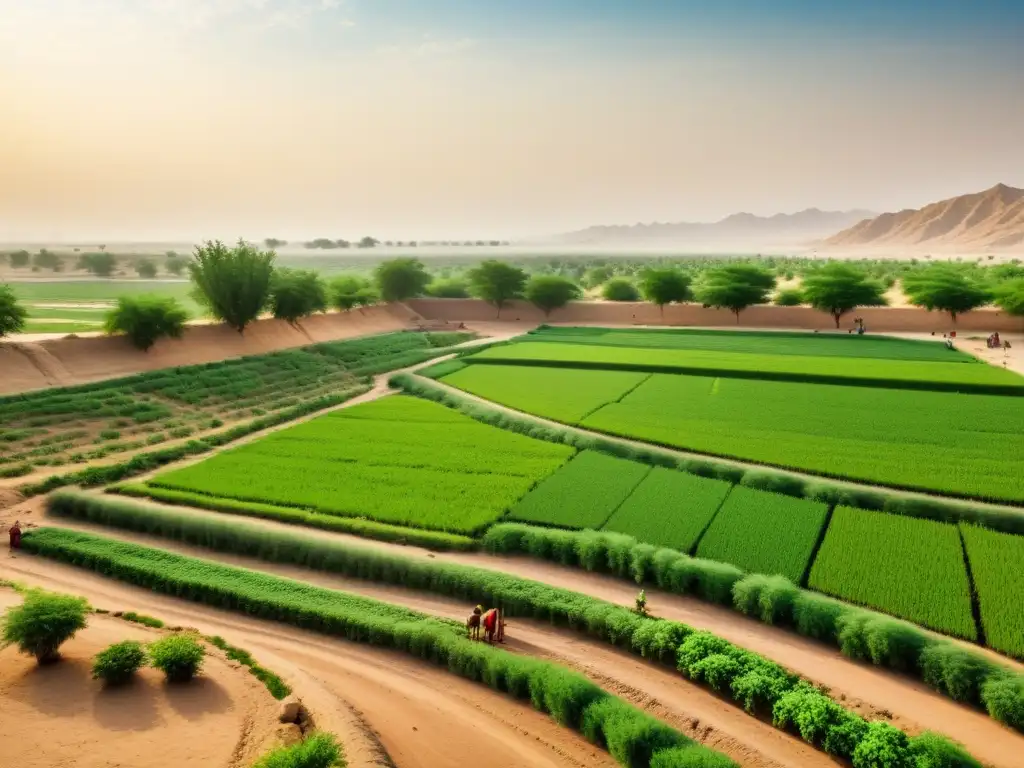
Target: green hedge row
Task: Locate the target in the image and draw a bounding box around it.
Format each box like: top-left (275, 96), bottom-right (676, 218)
top-left (21, 524), bottom-right (733, 768)
top-left (482, 523), bottom-right (1024, 733)
top-left (389, 373), bottom-right (1024, 533)
top-left (42, 491), bottom-right (994, 763)
top-left (109, 483), bottom-right (478, 551)
top-left (458, 356), bottom-right (1024, 397)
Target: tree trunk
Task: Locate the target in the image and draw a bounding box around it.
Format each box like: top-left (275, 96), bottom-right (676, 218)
top-left (950, 311), bottom-right (957, 325)
top-left (495, 303), bottom-right (502, 319)
top-left (734, 309), bottom-right (741, 324)
top-left (833, 312), bottom-right (841, 329)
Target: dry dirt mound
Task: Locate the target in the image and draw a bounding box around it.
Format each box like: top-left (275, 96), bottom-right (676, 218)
top-left (0, 591), bottom-right (279, 768)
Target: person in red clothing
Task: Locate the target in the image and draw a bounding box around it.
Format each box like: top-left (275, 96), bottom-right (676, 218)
top-left (8, 521), bottom-right (22, 550)
top-left (482, 607), bottom-right (504, 644)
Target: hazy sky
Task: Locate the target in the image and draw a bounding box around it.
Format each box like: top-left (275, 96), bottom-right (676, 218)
top-left (3, 0), bottom-right (1024, 241)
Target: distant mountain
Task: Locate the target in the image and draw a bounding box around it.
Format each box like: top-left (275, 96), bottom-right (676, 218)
top-left (555, 208), bottom-right (876, 248)
top-left (825, 184), bottom-right (1024, 250)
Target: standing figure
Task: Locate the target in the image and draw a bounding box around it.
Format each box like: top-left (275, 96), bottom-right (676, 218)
top-left (8, 521), bottom-right (22, 551)
top-left (482, 607), bottom-right (503, 644)
top-left (467, 605), bottom-right (483, 640)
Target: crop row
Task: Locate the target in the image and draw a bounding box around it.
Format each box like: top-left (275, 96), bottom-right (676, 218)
top-left (525, 325), bottom-right (977, 363)
top-left (150, 396), bottom-right (573, 534)
top-left (21, 523), bottom-right (733, 768)
top-left (961, 526), bottom-right (1024, 657)
top-left (36, 495), bottom-right (995, 763)
top-left (467, 340), bottom-right (1024, 393)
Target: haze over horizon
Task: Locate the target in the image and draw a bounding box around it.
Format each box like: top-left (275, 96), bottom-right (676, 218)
top-left (3, 1), bottom-right (1023, 243)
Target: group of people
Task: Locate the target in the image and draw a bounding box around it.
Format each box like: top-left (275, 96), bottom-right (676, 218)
top-left (986, 332), bottom-right (1011, 350)
top-left (467, 605), bottom-right (505, 643)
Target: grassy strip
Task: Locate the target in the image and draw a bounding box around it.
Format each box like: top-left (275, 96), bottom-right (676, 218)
top-left (417, 358), bottom-right (468, 379)
top-left (390, 373), bottom-right (1024, 534)
top-left (481, 523), bottom-right (1024, 731)
top-left (42, 492), bottom-right (1002, 759)
top-left (110, 483), bottom-right (478, 551)
top-left (206, 635), bottom-right (291, 700)
top-left (21, 525), bottom-right (734, 768)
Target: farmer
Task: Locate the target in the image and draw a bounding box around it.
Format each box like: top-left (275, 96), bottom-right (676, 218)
top-left (8, 521), bottom-right (22, 551)
top-left (635, 589), bottom-right (647, 615)
top-left (482, 607), bottom-right (504, 644)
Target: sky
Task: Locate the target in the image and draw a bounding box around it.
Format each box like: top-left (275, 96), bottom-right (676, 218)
top-left (2, 0), bottom-right (1024, 242)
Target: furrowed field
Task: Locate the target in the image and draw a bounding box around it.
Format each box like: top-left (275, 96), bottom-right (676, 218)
top-left (809, 507), bottom-right (976, 639)
top-left (442, 365), bottom-right (649, 423)
top-left (524, 326), bottom-right (978, 362)
top-left (961, 525), bottom-right (1024, 657)
top-left (695, 488), bottom-right (828, 582)
top-left (578, 375), bottom-right (1023, 503)
top-left (467, 340), bottom-right (1024, 392)
top-left (602, 468), bottom-right (732, 553)
top-left (149, 396), bottom-right (573, 533)
top-left (509, 450), bottom-right (650, 529)
top-left (0, 331), bottom-right (469, 479)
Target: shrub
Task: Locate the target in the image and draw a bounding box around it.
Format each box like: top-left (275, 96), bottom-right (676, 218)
top-left (732, 574), bottom-right (799, 625)
top-left (909, 732), bottom-right (982, 768)
top-left (0, 589), bottom-right (88, 663)
top-left (920, 643), bottom-right (994, 704)
top-left (774, 288), bottom-right (804, 306)
top-left (791, 591), bottom-right (849, 644)
top-left (104, 295), bottom-right (188, 351)
top-left (0, 284), bottom-right (28, 337)
top-left (850, 721), bottom-right (913, 768)
top-left (981, 673), bottom-right (1024, 731)
top-left (92, 640), bottom-right (147, 685)
top-left (270, 269), bottom-right (328, 324)
top-left (650, 746), bottom-right (738, 767)
top-left (862, 616), bottom-right (926, 673)
top-left (252, 732), bottom-right (344, 768)
top-left (149, 634), bottom-right (205, 682)
top-left (602, 278), bottom-right (641, 302)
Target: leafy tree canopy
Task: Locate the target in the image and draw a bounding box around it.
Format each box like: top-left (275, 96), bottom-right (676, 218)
top-left (801, 263), bottom-right (887, 327)
top-left (374, 258), bottom-right (431, 302)
top-left (695, 265), bottom-right (776, 321)
top-left (993, 278), bottom-right (1024, 316)
top-left (425, 277), bottom-right (470, 299)
top-left (466, 260), bottom-right (527, 316)
top-left (774, 288), bottom-right (805, 306)
top-left (0, 284), bottom-right (28, 337)
top-left (902, 267), bottom-right (991, 322)
top-left (329, 275), bottom-right (371, 311)
top-left (524, 275), bottom-right (581, 316)
top-left (77, 252), bottom-right (117, 277)
top-left (602, 278), bottom-right (641, 302)
top-left (135, 259), bottom-right (157, 279)
top-left (639, 268), bottom-right (692, 313)
top-left (189, 239), bottom-right (276, 333)
top-left (270, 269), bottom-right (328, 324)
top-left (104, 295), bottom-right (188, 351)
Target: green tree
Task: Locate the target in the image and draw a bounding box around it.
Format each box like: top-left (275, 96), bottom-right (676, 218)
top-left (466, 260), bottom-right (527, 318)
top-left (189, 239), bottom-right (276, 333)
top-left (149, 634), bottom-right (205, 683)
top-left (354, 285), bottom-right (380, 309)
top-left (374, 258), bottom-right (431, 302)
top-left (104, 295), bottom-right (189, 351)
top-left (270, 269), bottom-right (327, 324)
top-left (774, 288), bottom-right (805, 306)
top-left (525, 275), bottom-right (581, 317)
top-left (601, 278), bottom-right (641, 302)
top-left (9, 250), bottom-right (30, 268)
top-left (425, 278), bottom-right (470, 298)
top-left (264, 238), bottom-right (287, 249)
top-left (902, 267), bottom-right (991, 324)
top-left (639, 268), bottom-right (692, 316)
top-left (993, 278), bottom-right (1024, 316)
top-left (695, 265), bottom-right (776, 322)
top-left (78, 252), bottom-right (117, 277)
top-left (33, 249), bottom-right (62, 272)
top-left (358, 236), bottom-right (380, 248)
top-left (1, 590), bottom-right (89, 664)
top-left (135, 259), bottom-right (158, 279)
top-left (0, 284), bottom-right (28, 337)
top-left (801, 263), bottom-right (887, 328)
top-left (329, 275), bottom-right (371, 311)
top-left (583, 265), bottom-right (615, 288)
top-left (165, 255), bottom-right (187, 276)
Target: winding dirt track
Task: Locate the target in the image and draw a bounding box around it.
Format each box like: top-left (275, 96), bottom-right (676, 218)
top-left (6, 511), bottom-right (1024, 768)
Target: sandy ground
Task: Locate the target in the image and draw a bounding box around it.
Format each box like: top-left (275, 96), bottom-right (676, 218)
top-left (0, 589), bottom-right (280, 768)
top-left (4, 509), bottom-right (1023, 768)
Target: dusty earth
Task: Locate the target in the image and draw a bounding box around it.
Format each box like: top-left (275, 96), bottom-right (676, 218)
top-left (0, 589), bottom-right (280, 768)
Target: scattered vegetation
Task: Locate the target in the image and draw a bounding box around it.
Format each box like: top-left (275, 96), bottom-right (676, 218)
top-left (148, 633), bottom-right (205, 682)
top-left (0, 589), bottom-right (89, 663)
top-left (92, 640), bottom-right (147, 685)
top-left (253, 733), bottom-right (345, 768)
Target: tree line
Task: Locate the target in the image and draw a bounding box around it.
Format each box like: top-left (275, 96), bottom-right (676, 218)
top-left (0, 249), bottom-right (190, 278)
top-left (2, 240), bottom-right (1023, 350)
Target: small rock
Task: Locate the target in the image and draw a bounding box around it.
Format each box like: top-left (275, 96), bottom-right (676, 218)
top-left (278, 696), bottom-right (303, 724)
top-left (276, 723), bottom-right (302, 746)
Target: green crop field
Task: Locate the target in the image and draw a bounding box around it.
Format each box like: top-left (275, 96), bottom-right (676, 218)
top-left (695, 487), bottom-right (828, 582)
top-left (525, 326), bottom-right (976, 363)
top-left (0, 331), bottom-right (471, 477)
top-left (601, 468), bottom-right (731, 552)
top-left (9, 280), bottom-right (200, 311)
top-left (150, 396), bottom-right (573, 534)
top-left (809, 508), bottom-right (976, 639)
top-left (509, 450), bottom-right (650, 529)
top-left (581, 374), bottom-right (1024, 503)
top-left (961, 525), bottom-right (1024, 658)
top-left (467, 341), bottom-right (1023, 392)
top-left (442, 365), bottom-right (648, 423)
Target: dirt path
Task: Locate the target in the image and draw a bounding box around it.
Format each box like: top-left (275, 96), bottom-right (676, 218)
top-left (7, 513), bottom-right (1024, 767)
top-left (0, 557), bottom-right (623, 768)
top-left (0, 589), bottom-right (280, 768)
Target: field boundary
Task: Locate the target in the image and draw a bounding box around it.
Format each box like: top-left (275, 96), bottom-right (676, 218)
top-left (391, 372), bottom-right (1024, 532)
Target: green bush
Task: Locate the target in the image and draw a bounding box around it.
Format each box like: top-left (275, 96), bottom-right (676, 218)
top-left (981, 673), bottom-right (1024, 731)
top-left (253, 732), bottom-right (344, 768)
top-left (0, 589), bottom-right (88, 663)
top-left (149, 634), bottom-right (205, 682)
top-left (731, 574), bottom-right (799, 625)
top-left (92, 640), bottom-right (147, 685)
top-left (104, 295), bottom-right (188, 351)
top-left (909, 732), bottom-right (981, 768)
top-left (851, 722), bottom-right (913, 768)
